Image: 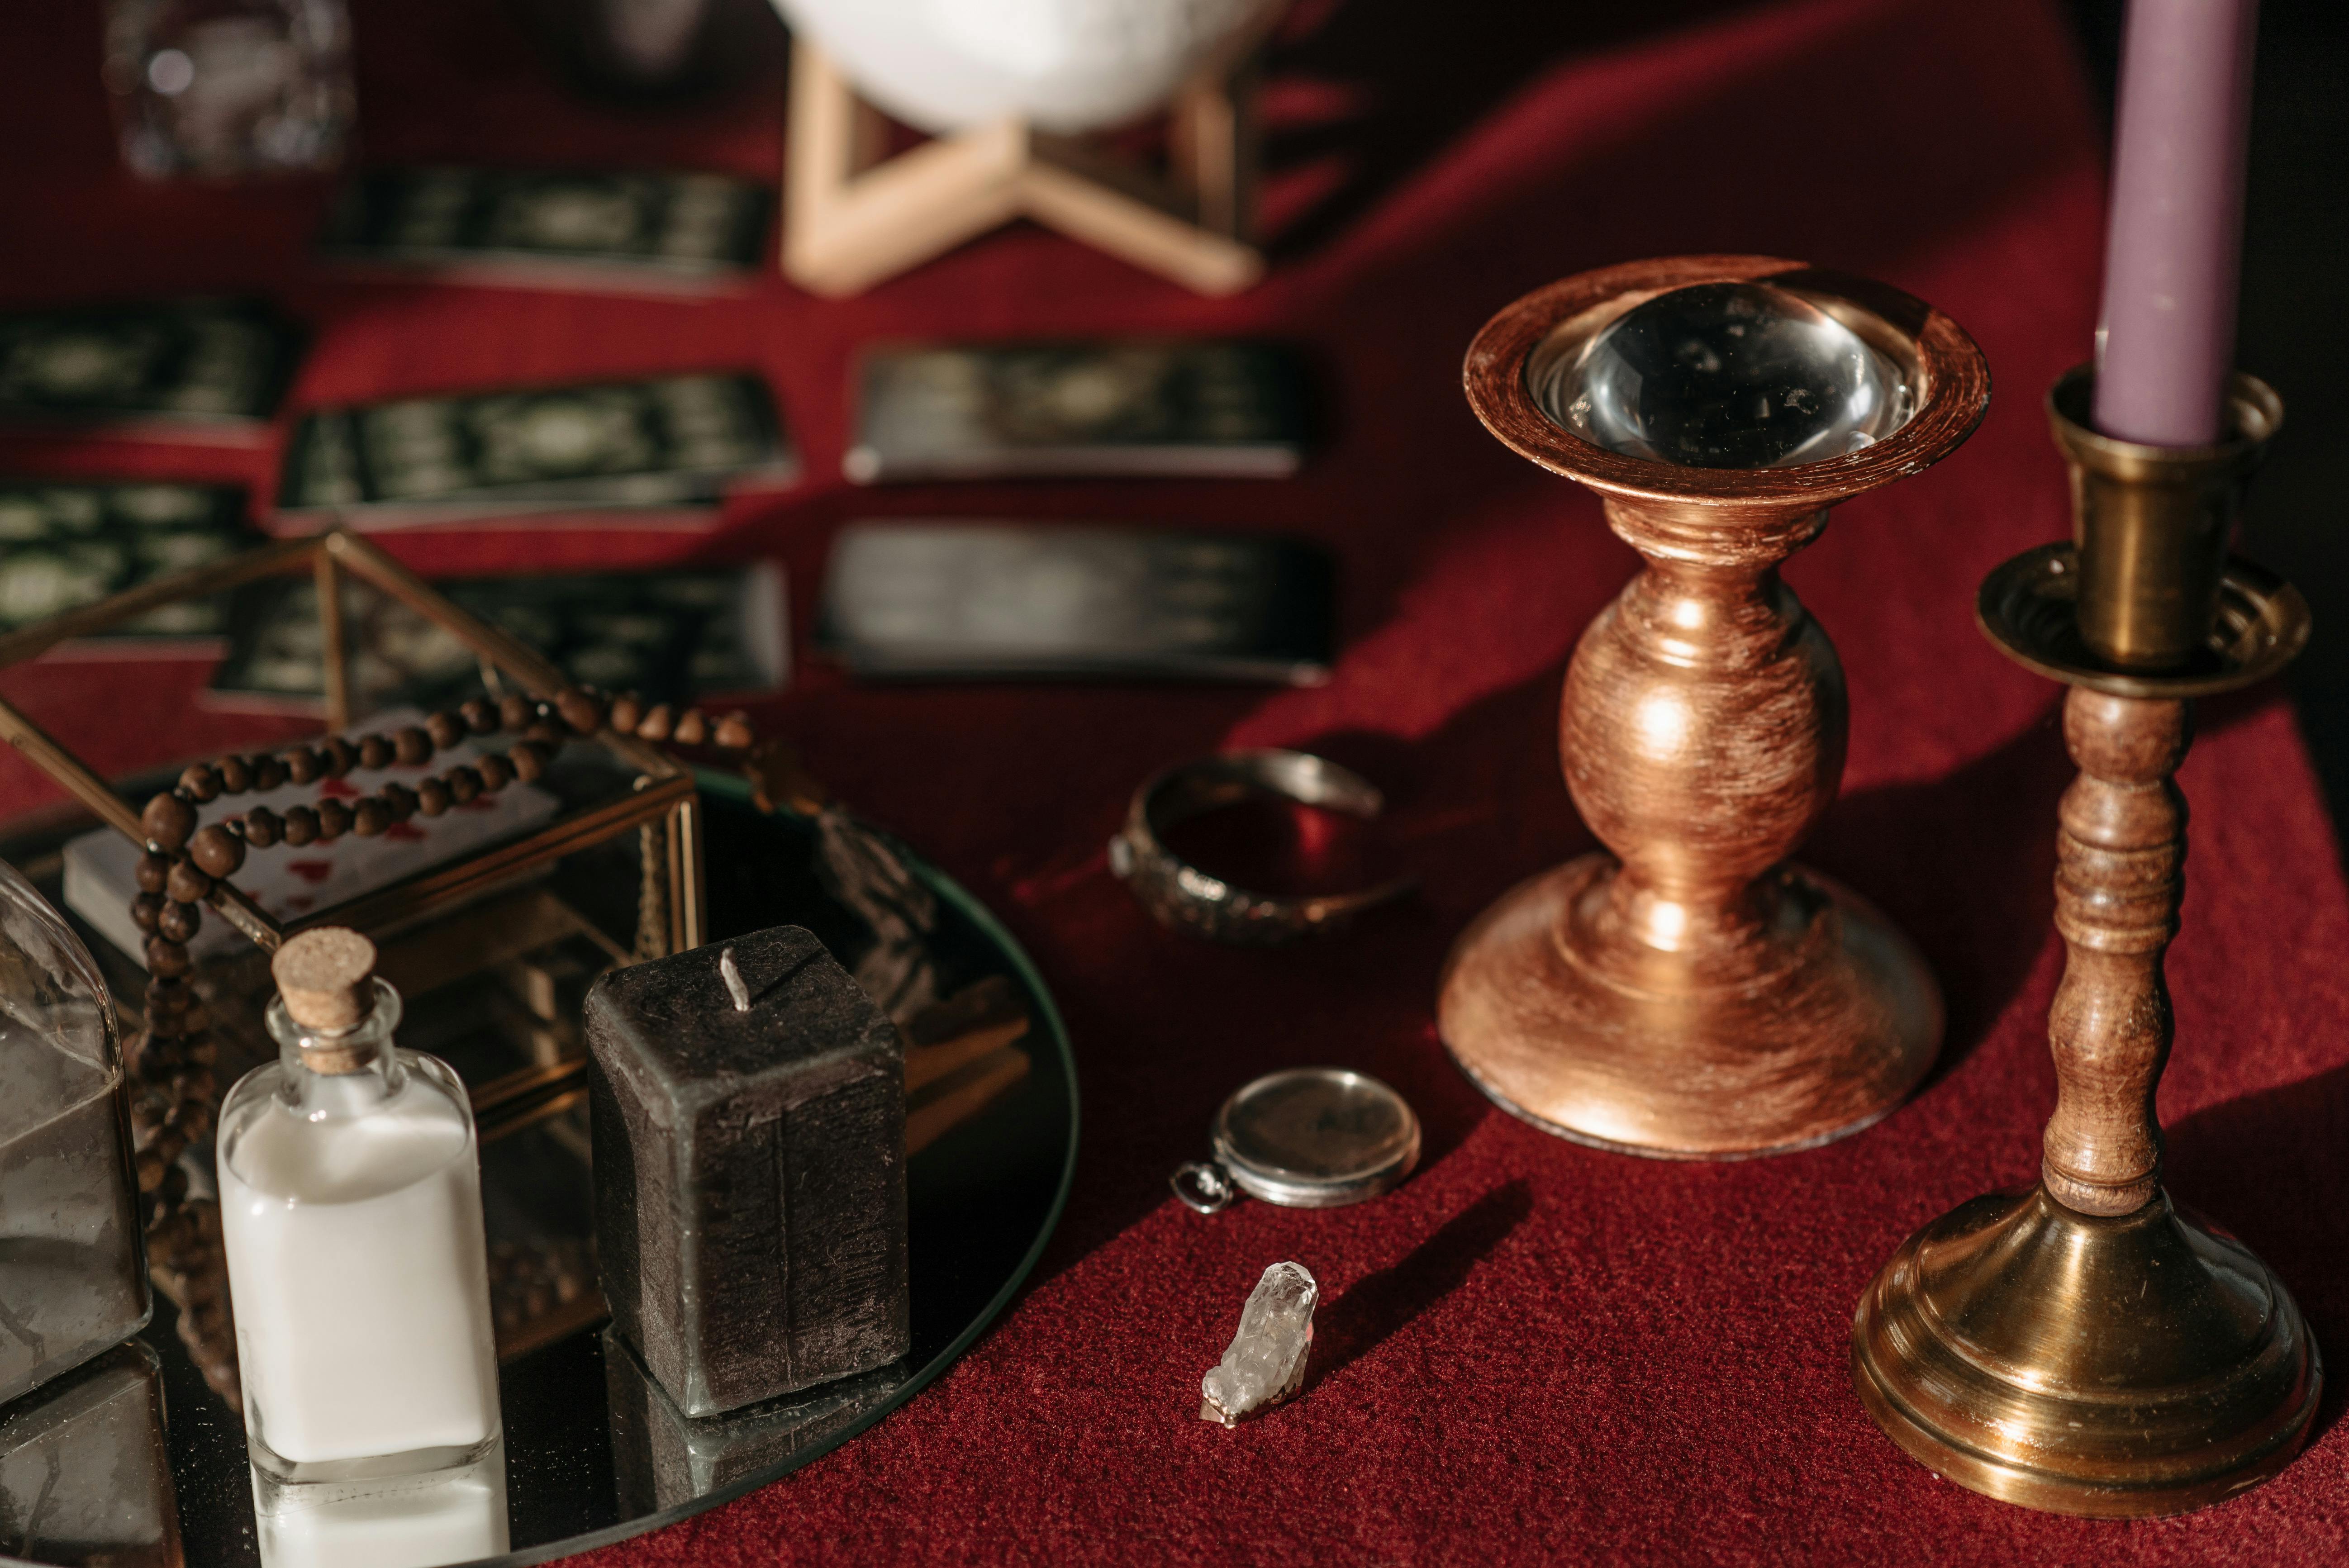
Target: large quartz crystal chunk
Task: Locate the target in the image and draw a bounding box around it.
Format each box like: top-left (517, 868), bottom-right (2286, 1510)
top-left (1199, 1261), bottom-right (1317, 1427)
top-left (1536, 280), bottom-right (1913, 469)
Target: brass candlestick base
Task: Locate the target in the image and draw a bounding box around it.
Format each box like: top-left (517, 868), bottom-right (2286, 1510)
top-left (1440, 256), bottom-right (1989, 1158)
top-left (1853, 370), bottom-right (2320, 1517)
top-left (1856, 1187), bottom-right (2318, 1517)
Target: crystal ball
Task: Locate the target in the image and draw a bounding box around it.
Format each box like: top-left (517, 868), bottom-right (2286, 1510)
top-left (1534, 281), bottom-right (1915, 469)
top-left (774, 0), bottom-right (1284, 136)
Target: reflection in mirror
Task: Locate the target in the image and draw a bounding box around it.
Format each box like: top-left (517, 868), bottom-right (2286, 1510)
top-left (251, 1448), bottom-right (506, 1568)
top-left (0, 784), bottom-right (1076, 1565)
top-left (603, 1327), bottom-right (908, 1513)
top-left (0, 1341), bottom-right (182, 1567)
top-left (0, 857), bottom-right (148, 1411)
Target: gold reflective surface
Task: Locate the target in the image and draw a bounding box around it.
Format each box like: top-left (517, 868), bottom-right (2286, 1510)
top-left (1853, 1185), bottom-right (2320, 1517)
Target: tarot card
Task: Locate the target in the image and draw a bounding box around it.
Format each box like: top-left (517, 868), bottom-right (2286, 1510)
top-left (845, 341), bottom-right (1309, 483)
top-left (818, 522), bottom-right (1332, 684)
top-left (320, 168), bottom-right (771, 291)
top-left (275, 372), bottom-right (796, 526)
top-left (0, 299), bottom-right (303, 440)
top-left (62, 706), bottom-right (563, 965)
top-left (0, 480), bottom-right (257, 650)
top-left (205, 562), bottom-right (789, 715)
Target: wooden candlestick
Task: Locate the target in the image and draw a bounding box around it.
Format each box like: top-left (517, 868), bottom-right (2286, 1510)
top-left (2040, 689), bottom-right (2187, 1216)
top-left (1439, 257), bottom-right (1988, 1158)
top-left (1852, 371), bottom-right (2319, 1517)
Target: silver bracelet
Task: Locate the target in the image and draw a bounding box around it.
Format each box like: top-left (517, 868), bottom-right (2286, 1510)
top-left (1107, 749), bottom-right (1413, 944)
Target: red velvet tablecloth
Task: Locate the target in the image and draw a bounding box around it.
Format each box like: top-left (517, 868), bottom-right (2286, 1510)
top-left (5, 0), bottom-right (2347, 1562)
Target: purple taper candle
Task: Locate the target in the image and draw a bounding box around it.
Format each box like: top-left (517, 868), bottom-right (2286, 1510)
top-left (2092, 0), bottom-right (2260, 447)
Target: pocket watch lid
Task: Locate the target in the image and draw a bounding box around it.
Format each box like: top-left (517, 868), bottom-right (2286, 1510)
top-left (1210, 1067), bottom-right (1420, 1208)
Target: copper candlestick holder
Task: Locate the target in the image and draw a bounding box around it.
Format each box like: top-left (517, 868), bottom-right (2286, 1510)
top-left (1852, 367), bottom-right (2320, 1517)
top-left (1439, 256), bottom-right (1989, 1157)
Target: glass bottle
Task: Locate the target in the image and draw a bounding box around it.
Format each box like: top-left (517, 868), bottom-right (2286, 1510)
top-left (102, 0), bottom-right (355, 180)
top-left (215, 927), bottom-right (506, 1561)
top-left (0, 857), bottom-right (149, 1408)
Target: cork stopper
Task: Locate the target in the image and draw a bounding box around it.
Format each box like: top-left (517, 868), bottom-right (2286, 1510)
top-left (273, 927), bottom-right (379, 1036)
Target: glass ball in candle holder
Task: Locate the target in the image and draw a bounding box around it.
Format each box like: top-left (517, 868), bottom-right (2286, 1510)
top-left (0, 858), bottom-right (150, 1407)
top-left (1535, 280), bottom-right (1915, 469)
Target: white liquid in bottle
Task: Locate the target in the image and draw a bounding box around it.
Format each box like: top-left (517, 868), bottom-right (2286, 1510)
top-left (215, 928), bottom-right (506, 1564)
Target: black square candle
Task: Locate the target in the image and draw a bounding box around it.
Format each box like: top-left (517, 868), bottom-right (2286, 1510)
top-left (587, 925), bottom-right (908, 1417)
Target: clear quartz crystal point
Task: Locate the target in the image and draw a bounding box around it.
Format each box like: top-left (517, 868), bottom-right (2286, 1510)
top-left (1199, 1261), bottom-right (1318, 1427)
top-left (1536, 280), bottom-right (1914, 469)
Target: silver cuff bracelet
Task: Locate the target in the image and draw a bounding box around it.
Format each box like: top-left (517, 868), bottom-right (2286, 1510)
top-left (1108, 749), bottom-right (1413, 944)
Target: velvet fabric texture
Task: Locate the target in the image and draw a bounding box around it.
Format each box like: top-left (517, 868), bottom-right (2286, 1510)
top-left (0, 0), bottom-right (2342, 1561)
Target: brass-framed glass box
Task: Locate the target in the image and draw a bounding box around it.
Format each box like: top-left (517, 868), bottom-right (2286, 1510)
top-left (0, 527), bottom-right (704, 964)
top-left (0, 527), bottom-right (712, 1370)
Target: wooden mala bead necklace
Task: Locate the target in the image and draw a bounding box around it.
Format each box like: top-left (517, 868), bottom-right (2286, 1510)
top-left (128, 686), bottom-right (757, 1402)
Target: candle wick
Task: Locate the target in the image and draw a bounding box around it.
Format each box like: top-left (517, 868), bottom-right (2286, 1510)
top-left (719, 946), bottom-right (751, 1012)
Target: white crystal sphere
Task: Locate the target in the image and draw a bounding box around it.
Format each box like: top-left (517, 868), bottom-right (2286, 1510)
top-left (773, 0), bottom-right (1284, 135)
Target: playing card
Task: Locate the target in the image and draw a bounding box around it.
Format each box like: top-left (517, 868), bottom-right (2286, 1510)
top-left (818, 522), bottom-right (1333, 684)
top-left (845, 342), bottom-right (1309, 483)
top-left (205, 562), bottom-right (789, 715)
top-left (0, 299), bottom-right (302, 439)
top-left (320, 168), bottom-right (772, 292)
top-left (62, 706), bottom-right (564, 965)
top-left (0, 480), bottom-right (257, 651)
top-left (275, 372), bottom-right (796, 527)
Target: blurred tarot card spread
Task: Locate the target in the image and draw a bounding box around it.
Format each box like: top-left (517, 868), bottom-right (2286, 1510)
top-left (274, 372), bottom-right (797, 528)
top-left (846, 342), bottom-right (1309, 482)
top-left (0, 299), bottom-right (302, 441)
top-left (818, 522), bottom-right (1332, 684)
top-left (0, 480), bottom-right (257, 652)
top-left (320, 168), bottom-right (772, 293)
top-left (204, 563), bottom-right (789, 716)
top-left (104, 0), bottom-right (354, 179)
top-left (62, 707), bottom-right (562, 965)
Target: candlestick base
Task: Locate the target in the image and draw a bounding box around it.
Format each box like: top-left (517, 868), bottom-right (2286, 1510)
top-left (1439, 855), bottom-right (1939, 1158)
top-left (1853, 1184), bottom-right (2320, 1518)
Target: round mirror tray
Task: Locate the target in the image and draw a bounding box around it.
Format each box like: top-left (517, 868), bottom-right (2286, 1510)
top-left (0, 772), bottom-right (1079, 1568)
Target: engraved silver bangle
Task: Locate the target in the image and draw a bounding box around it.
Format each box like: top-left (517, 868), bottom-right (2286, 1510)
top-left (1107, 749), bottom-right (1413, 945)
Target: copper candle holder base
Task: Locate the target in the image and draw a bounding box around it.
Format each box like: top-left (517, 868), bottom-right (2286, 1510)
top-left (1439, 256), bottom-right (1988, 1159)
top-left (1853, 373), bottom-right (2321, 1517)
top-left (1445, 858), bottom-right (1939, 1156)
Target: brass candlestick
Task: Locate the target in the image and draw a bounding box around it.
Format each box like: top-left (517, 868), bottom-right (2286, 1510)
top-left (1851, 367), bottom-right (2320, 1517)
top-left (1440, 256), bottom-right (1990, 1157)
